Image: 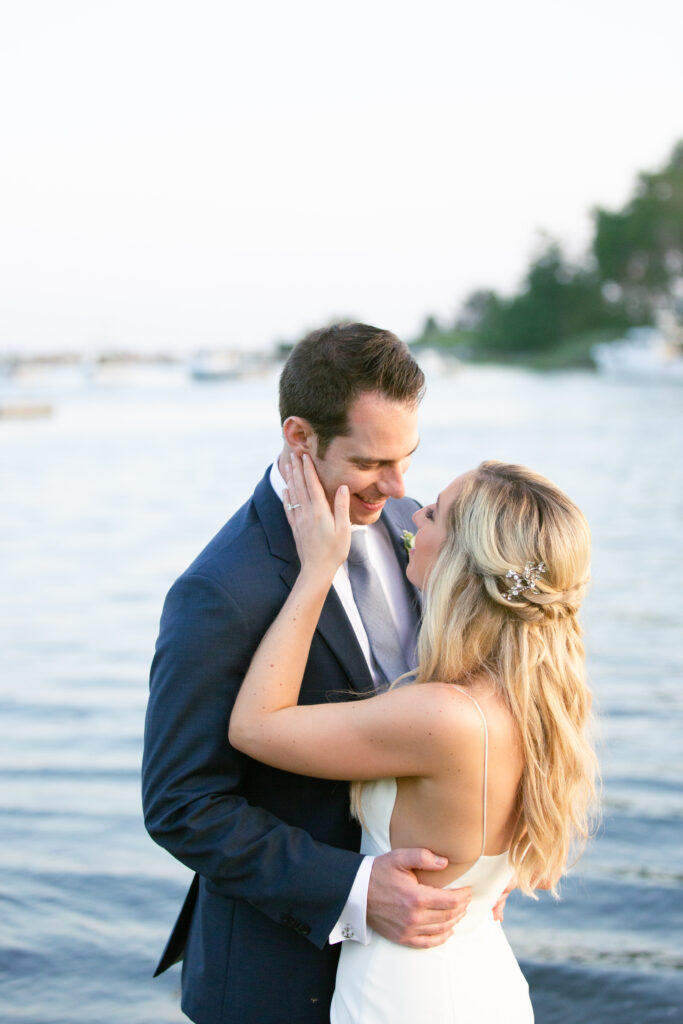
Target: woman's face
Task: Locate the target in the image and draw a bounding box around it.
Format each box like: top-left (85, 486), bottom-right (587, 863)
top-left (406, 473), bottom-right (469, 589)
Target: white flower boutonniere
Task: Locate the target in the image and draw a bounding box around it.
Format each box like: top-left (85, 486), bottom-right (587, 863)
top-left (402, 530), bottom-right (415, 553)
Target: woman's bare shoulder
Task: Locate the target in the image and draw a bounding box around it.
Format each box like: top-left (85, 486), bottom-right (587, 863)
top-left (383, 680), bottom-right (492, 742)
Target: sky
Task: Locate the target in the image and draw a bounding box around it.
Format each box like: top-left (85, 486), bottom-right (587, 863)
top-left (1, 0), bottom-right (682, 356)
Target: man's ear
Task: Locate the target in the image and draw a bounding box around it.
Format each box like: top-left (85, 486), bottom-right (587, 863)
top-left (282, 416), bottom-right (318, 456)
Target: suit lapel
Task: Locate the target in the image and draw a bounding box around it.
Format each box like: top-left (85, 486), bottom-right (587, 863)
top-left (380, 503), bottom-right (423, 617)
top-left (254, 469), bottom-right (375, 695)
top-left (280, 560), bottom-right (375, 695)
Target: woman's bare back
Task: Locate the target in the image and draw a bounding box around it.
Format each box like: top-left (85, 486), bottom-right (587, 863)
top-left (388, 681), bottom-right (524, 887)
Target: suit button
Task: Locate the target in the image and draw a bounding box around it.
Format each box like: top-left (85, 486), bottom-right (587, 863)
top-left (298, 923), bottom-right (311, 936)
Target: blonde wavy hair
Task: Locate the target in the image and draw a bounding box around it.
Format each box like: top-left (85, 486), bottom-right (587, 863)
top-left (352, 459), bottom-right (599, 897)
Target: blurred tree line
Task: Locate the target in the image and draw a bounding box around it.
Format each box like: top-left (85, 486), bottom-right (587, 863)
top-left (415, 140), bottom-right (683, 366)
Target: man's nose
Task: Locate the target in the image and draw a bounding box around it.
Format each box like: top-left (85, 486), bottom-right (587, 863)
top-left (379, 464), bottom-right (406, 499)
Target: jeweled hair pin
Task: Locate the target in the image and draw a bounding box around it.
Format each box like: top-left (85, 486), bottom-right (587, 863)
top-left (501, 562), bottom-right (547, 601)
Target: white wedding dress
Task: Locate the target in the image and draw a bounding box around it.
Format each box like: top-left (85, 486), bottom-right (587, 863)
top-left (330, 690), bottom-right (534, 1024)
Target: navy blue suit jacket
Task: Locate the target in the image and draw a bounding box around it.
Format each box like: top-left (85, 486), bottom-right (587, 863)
top-left (142, 467), bottom-right (420, 1024)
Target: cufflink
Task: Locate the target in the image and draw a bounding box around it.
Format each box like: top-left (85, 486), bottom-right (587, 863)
top-left (341, 925), bottom-right (355, 939)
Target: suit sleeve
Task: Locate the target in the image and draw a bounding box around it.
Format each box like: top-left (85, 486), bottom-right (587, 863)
top-left (142, 571), bottom-right (363, 949)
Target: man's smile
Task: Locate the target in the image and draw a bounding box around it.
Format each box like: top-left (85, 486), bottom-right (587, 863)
top-left (354, 493), bottom-right (387, 512)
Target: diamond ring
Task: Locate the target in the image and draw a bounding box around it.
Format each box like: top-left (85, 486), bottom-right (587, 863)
top-left (286, 502), bottom-right (302, 511)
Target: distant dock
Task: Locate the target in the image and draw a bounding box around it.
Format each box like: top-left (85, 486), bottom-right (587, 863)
top-left (0, 402), bottom-right (53, 420)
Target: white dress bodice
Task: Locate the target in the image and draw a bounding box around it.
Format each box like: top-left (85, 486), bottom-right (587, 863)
top-left (359, 775), bottom-right (514, 937)
top-left (330, 688), bottom-right (534, 1023)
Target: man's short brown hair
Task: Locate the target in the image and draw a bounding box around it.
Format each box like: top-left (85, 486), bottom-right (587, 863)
top-left (279, 323), bottom-right (425, 455)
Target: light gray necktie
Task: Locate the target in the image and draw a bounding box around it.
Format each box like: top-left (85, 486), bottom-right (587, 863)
top-left (347, 530), bottom-right (409, 689)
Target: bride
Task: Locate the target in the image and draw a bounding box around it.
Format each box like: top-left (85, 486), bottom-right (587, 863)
top-left (229, 454), bottom-right (598, 1023)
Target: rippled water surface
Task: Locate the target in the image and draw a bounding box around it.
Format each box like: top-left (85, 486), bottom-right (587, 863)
top-left (1, 361), bottom-right (681, 1023)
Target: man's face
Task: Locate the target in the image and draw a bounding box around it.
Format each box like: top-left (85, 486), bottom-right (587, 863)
top-left (312, 392), bottom-right (420, 525)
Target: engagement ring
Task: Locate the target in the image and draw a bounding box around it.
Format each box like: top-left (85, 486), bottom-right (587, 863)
top-left (286, 502), bottom-right (302, 511)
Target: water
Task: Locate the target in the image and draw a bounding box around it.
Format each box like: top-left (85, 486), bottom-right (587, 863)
top-left (1, 360), bottom-right (682, 1023)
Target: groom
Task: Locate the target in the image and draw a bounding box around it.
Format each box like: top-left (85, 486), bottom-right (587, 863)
top-left (142, 323), bottom-right (471, 1024)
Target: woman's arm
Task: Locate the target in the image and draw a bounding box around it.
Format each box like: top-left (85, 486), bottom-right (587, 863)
top-left (228, 454), bottom-right (453, 781)
top-left (230, 665), bottom-right (456, 781)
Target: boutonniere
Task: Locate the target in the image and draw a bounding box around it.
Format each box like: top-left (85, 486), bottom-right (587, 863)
top-left (402, 530), bottom-right (415, 553)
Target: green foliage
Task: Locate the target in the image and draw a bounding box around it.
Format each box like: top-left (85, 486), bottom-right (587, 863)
top-left (414, 140), bottom-right (683, 365)
top-left (593, 140), bottom-right (683, 319)
top-left (450, 241), bottom-right (631, 356)
top-left (411, 316), bottom-right (473, 354)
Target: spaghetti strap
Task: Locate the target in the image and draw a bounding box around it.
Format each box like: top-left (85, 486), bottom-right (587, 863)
top-left (452, 686), bottom-right (488, 858)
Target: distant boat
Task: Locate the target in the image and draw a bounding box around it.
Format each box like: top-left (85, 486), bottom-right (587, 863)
top-left (189, 350), bottom-right (271, 381)
top-left (414, 347), bottom-right (461, 377)
top-left (592, 327), bottom-right (683, 382)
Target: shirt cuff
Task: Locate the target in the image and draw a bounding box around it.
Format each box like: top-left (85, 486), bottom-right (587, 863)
top-left (328, 855), bottom-right (374, 945)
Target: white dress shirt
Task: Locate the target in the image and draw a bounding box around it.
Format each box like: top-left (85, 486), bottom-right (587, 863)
top-left (268, 458), bottom-right (416, 944)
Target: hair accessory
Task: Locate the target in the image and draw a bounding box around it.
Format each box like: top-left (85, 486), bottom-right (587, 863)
top-left (501, 562), bottom-right (547, 601)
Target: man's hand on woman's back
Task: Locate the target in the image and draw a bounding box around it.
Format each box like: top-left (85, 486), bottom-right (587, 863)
top-left (367, 848), bottom-right (472, 949)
